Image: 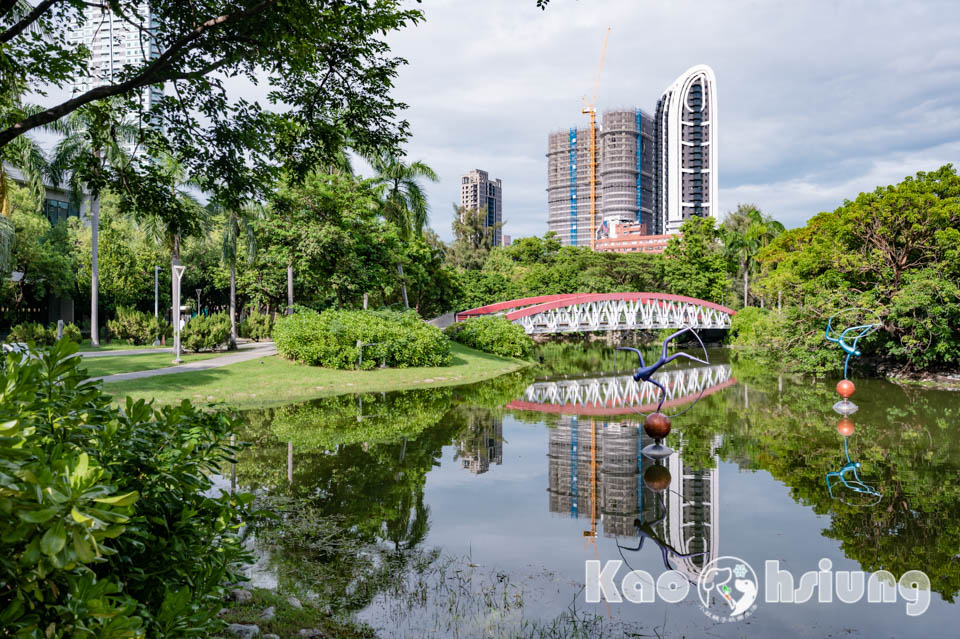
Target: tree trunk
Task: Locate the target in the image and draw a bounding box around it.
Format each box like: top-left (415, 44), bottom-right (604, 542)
top-left (228, 263), bottom-right (237, 350)
top-left (171, 235), bottom-right (181, 356)
top-left (89, 194), bottom-right (100, 346)
top-left (286, 263), bottom-right (294, 315)
top-left (397, 261), bottom-right (409, 310)
top-left (743, 267), bottom-right (749, 307)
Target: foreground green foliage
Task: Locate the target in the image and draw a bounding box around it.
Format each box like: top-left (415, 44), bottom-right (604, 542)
top-left (106, 306), bottom-right (171, 346)
top-left (0, 341), bottom-right (255, 638)
top-left (274, 308), bottom-right (451, 370)
top-left (5, 321), bottom-right (81, 345)
top-left (741, 165), bottom-right (960, 373)
top-left (445, 315), bottom-right (534, 359)
top-left (181, 313), bottom-right (230, 353)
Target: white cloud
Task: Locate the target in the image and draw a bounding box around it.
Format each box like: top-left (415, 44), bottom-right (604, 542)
top-left (382, 0), bottom-right (960, 240)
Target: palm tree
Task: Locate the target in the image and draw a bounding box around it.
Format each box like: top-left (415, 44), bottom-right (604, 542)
top-left (367, 153), bottom-right (438, 309)
top-left (723, 204), bottom-right (785, 307)
top-left (50, 103), bottom-right (136, 346)
top-left (214, 200), bottom-right (260, 349)
top-left (135, 153), bottom-right (206, 331)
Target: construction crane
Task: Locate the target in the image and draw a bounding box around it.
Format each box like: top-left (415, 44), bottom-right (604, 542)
top-left (582, 27), bottom-right (610, 251)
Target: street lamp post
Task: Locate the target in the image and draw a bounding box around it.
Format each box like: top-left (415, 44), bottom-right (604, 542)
top-left (154, 266), bottom-right (160, 318)
top-left (196, 288), bottom-right (202, 316)
top-left (173, 265), bottom-right (186, 364)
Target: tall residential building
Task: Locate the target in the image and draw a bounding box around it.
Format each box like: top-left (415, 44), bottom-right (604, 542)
top-left (67, 4), bottom-right (162, 152)
top-left (546, 64), bottom-right (718, 244)
top-left (460, 169), bottom-right (503, 246)
top-left (654, 65), bottom-right (719, 235)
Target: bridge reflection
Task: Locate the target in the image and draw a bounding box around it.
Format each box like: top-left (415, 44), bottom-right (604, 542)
top-left (506, 363), bottom-right (735, 415)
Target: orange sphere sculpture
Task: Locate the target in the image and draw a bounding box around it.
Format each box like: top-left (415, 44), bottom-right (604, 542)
top-left (837, 417), bottom-right (855, 437)
top-left (643, 464), bottom-right (672, 492)
top-left (643, 412), bottom-right (672, 440)
top-left (836, 379), bottom-right (855, 399)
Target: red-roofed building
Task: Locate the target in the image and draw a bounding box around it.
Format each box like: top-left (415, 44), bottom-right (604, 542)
top-left (596, 222), bottom-right (673, 254)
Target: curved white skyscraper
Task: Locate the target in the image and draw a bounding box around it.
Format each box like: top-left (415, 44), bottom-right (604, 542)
top-left (654, 65), bottom-right (718, 235)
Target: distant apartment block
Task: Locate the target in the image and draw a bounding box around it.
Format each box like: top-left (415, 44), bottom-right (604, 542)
top-left (67, 3), bottom-right (162, 153)
top-left (502, 234), bottom-right (512, 247)
top-left (546, 65), bottom-right (718, 245)
top-left (460, 169), bottom-right (503, 246)
top-left (596, 222), bottom-right (671, 254)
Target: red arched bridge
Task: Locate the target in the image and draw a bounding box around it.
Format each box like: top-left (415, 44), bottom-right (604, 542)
top-left (456, 293), bottom-right (736, 335)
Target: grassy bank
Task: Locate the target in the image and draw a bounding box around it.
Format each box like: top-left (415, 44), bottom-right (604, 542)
top-left (80, 351), bottom-right (222, 378)
top-left (102, 342), bottom-right (530, 409)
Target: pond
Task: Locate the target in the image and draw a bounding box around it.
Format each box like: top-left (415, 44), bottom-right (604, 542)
top-left (232, 346), bottom-right (960, 638)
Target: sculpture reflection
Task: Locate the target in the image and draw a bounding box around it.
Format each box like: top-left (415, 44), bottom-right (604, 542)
top-left (825, 418), bottom-right (882, 506)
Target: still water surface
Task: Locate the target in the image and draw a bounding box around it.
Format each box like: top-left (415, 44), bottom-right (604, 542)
top-left (234, 348), bottom-right (960, 638)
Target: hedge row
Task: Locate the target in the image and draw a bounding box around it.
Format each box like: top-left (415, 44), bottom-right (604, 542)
top-left (274, 308), bottom-right (451, 369)
top-left (444, 315), bottom-right (534, 359)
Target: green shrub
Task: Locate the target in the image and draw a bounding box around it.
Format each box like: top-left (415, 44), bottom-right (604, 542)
top-left (274, 308), bottom-right (451, 369)
top-left (107, 306), bottom-right (171, 345)
top-left (62, 322), bottom-right (82, 343)
top-left (445, 315), bottom-right (534, 359)
top-left (6, 321), bottom-right (55, 345)
top-left (181, 312), bottom-right (230, 352)
top-left (240, 310), bottom-right (274, 341)
top-left (0, 340), bottom-right (255, 638)
top-left (6, 321), bottom-right (83, 346)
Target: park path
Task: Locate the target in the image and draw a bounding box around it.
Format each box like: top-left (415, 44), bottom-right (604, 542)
top-left (91, 341), bottom-right (276, 383)
top-left (80, 341), bottom-right (265, 358)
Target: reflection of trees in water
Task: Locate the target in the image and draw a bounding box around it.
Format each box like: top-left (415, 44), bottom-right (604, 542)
top-left (708, 362), bottom-right (960, 601)
top-left (235, 391), bottom-right (462, 612)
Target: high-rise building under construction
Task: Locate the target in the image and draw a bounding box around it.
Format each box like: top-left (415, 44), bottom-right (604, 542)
top-left (547, 65), bottom-right (718, 245)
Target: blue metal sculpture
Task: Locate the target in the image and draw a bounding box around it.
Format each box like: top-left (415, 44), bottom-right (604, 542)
top-left (617, 327), bottom-right (709, 412)
top-left (824, 309), bottom-right (881, 380)
top-left (825, 436), bottom-right (882, 506)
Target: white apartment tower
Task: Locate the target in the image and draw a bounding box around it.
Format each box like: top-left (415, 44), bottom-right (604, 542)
top-left (68, 3), bottom-right (162, 152)
top-left (654, 65), bottom-right (719, 235)
top-left (460, 169), bottom-right (503, 246)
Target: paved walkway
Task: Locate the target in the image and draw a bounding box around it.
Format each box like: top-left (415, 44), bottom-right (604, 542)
top-left (80, 341), bottom-right (264, 358)
top-left (91, 342), bottom-right (276, 383)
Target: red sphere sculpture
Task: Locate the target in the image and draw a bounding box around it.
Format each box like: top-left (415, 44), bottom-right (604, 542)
top-left (643, 464), bottom-right (672, 492)
top-left (837, 417), bottom-right (855, 437)
top-left (643, 412), bottom-right (672, 440)
top-left (836, 379), bottom-right (855, 399)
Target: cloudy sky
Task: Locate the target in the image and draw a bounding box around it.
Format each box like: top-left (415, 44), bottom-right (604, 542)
top-left (369, 0), bottom-right (960, 241)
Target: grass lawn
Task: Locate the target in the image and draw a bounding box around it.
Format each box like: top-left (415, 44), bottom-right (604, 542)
top-left (78, 339), bottom-right (166, 352)
top-left (80, 351), bottom-right (223, 378)
top-left (102, 342), bottom-right (530, 409)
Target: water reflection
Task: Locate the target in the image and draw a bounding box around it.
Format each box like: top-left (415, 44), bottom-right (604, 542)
top-left (509, 364), bottom-right (734, 415)
top-left (825, 418), bottom-right (882, 506)
top-left (547, 416), bottom-right (719, 582)
top-left (230, 351), bottom-right (960, 636)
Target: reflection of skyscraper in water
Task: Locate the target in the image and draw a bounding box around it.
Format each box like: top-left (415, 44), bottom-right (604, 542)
top-left (547, 416), bottom-right (720, 579)
top-left (459, 417), bottom-right (503, 475)
top-left (547, 416), bottom-right (639, 535)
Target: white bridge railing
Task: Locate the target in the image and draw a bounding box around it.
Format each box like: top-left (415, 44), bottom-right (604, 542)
top-left (512, 297), bottom-right (732, 335)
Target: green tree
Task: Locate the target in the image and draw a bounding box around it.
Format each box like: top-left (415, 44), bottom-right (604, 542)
top-left (747, 165), bottom-right (960, 372)
top-left (723, 204), bottom-right (785, 307)
top-left (447, 204), bottom-right (502, 271)
top-left (51, 102), bottom-right (136, 345)
top-left (214, 201), bottom-right (260, 349)
top-left (663, 216), bottom-right (727, 303)
top-left (367, 153), bottom-right (439, 309)
top-left (261, 173), bottom-right (399, 309)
